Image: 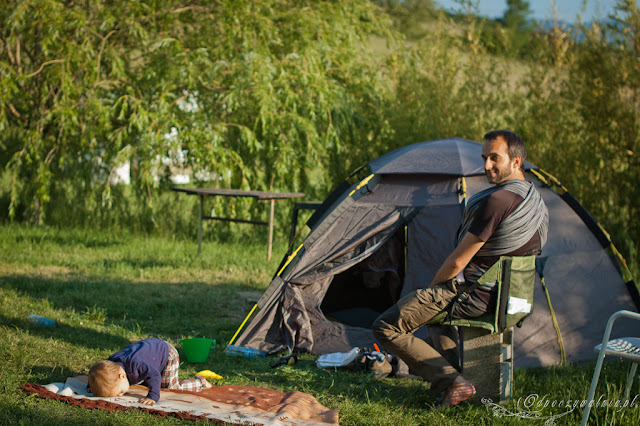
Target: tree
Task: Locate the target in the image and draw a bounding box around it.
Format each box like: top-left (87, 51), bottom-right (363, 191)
top-left (517, 0), bottom-right (640, 264)
top-left (497, 0), bottom-right (534, 57)
top-left (503, 0), bottom-right (532, 31)
top-left (374, 0), bottom-right (437, 39)
top-left (0, 0), bottom-right (394, 228)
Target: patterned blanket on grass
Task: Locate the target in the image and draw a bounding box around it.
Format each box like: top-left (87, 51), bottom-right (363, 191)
top-left (21, 376), bottom-right (339, 425)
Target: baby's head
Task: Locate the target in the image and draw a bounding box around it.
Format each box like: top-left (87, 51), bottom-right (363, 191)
top-left (88, 360), bottom-right (130, 397)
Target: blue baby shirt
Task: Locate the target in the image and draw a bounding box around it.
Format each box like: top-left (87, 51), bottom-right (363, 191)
top-left (108, 338), bottom-right (170, 402)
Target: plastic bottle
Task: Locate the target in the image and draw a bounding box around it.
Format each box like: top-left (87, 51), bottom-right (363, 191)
top-left (29, 314), bottom-right (57, 328)
top-left (225, 344), bottom-right (266, 358)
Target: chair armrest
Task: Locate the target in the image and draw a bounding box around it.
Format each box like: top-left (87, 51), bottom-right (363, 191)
top-left (598, 310), bottom-right (640, 350)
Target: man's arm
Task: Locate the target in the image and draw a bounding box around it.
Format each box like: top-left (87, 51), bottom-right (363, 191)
top-left (428, 232), bottom-right (485, 288)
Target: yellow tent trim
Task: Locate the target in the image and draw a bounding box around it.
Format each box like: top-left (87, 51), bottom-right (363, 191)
top-left (228, 303), bottom-right (258, 346)
top-left (277, 243), bottom-right (303, 277)
top-left (598, 224), bottom-right (634, 283)
top-left (532, 168), bottom-right (633, 284)
top-left (349, 174), bottom-right (375, 197)
top-left (529, 168), bottom-right (568, 193)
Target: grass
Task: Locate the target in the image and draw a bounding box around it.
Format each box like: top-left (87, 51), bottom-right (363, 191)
top-left (1, 223), bottom-right (639, 425)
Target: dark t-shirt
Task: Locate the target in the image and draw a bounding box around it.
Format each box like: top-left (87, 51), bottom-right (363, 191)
top-left (108, 338), bottom-right (170, 402)
top-left (468, 189), bottom-right (540, 275)
top-left (451, 189), bottom-right (541, 319)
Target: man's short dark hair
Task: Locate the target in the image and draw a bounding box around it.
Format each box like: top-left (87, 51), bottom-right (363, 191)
top-left (483, 129), bottom-right (526, 171)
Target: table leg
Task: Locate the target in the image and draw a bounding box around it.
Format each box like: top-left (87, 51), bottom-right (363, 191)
top-left (288, 206), bottom-right (300, 256)
top-left (198, 194), bottom-right (204, 255)
top-left (268, 199), bottom-right (275, 261)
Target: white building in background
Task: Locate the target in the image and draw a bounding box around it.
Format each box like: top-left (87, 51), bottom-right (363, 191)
top-left (112, 161), bottom-right (131, 184)
top-left (110, 91), bottom-right (217, 185)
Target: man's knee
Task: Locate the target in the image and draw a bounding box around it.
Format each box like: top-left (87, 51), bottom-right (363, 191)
top-left (372, 317), bottom-right (385, 339)
top-left (372, 312), bottom-right (399, 344)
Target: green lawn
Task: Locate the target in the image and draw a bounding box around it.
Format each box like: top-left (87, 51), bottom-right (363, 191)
top-left (1, 224), bottom-right (638, 425)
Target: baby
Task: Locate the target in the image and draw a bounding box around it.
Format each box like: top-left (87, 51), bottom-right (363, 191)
top-left (88, 337), bottom-right (212, 405)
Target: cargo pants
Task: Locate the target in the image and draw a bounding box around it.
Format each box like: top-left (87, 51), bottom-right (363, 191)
top-left (372, 279), bottom-right (469, 395)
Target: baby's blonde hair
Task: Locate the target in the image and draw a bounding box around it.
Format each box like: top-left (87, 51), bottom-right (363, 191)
top-left (88, 360), bottom-right (121, 397)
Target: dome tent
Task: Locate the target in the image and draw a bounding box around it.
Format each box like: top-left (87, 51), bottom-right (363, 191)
top-left (231, 138), bottom-right (639, 368)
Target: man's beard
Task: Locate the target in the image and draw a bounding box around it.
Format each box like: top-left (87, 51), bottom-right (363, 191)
top-left (485, 164), bottom-right (515, 184)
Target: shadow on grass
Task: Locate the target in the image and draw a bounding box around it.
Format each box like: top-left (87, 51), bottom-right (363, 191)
top-left (10, 229), bottom-right (124, 249)
top-left (1, 395), bottom-right (154, 426)
top-left (98, 258), bottom-right (178, 270)
top-left (1, 270), bottom-right (445, 411)
top-left (26, 365), bottom-right (83, 385)
top-left (203, 349), bottom-right (436, 409)
top-left (0, 273), bottom-right (259, 344)
top-left (0, 313), bottom-right (132, 351)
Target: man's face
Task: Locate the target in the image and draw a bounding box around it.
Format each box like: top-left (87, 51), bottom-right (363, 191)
top-left (481, 136), bottom-right (520, 184)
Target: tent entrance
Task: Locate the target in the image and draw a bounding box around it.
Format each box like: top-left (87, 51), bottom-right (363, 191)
top-left (320, 228), bottom-right (405, 329)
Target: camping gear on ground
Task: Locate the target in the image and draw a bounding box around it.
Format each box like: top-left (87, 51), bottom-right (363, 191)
top-left (225, 344), bottom-right (266, 358)
top-left (270, 354), bottom-right (297, 368)
top-left (180, 338), bottom-right (216, 363)
top-left (316, 348), bottom-right (362, 368)
top-left (29, 314), bottom-right (57, 328)
top-left (229, 137), bottom-right (639, 368)
top-left (316, 347), bottom-right (393, 378)
top-left (355, 351), bottom-right (393, 378)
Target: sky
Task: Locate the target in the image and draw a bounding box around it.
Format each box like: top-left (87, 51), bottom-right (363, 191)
top-left (435, 0), bottom-right (627, 23)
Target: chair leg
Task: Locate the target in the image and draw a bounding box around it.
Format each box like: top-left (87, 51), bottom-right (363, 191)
top-left (581, 353), bottom-right (607, 426)
top-left (583, 359), bottom-right (639, 425)
top-left (624, 362), bottom-right (638, 401)
top-left (580, 311), bottom-right (632, 426)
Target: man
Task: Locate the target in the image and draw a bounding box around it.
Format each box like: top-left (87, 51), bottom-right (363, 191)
top-left (372, 130), bottom-right (549, 408)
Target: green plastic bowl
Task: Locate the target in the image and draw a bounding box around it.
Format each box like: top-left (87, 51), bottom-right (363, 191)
top-left (180, 338), bottom-right (216, 363)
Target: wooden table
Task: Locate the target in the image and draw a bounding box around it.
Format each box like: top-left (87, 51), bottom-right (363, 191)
top-left (171, 187), bottom-right (305, 260)
top-left (287, 201), bottom-right (322, 255)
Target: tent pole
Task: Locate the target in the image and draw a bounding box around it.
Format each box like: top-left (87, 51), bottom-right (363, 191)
top-left (229, 303), bottom-right (258, 346)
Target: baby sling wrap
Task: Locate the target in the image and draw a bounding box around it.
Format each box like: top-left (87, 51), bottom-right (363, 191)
top-left (437, 179), bottom-right (549, 333)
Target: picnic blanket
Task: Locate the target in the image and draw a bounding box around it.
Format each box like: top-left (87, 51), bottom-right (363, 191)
top-left (21, 376), bottom-right (339, 425)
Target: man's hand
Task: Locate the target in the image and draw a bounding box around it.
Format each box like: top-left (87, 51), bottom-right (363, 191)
top-left (428, 232), bottom-right (484, 287)
top-left (139, 397), bottom-right (156, 405)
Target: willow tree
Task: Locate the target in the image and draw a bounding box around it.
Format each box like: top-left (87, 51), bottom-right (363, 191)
top-left (1, 0), bottom-right (394, 227)
top-left (516, 0), bottom-right (640, 259)
top-left (384, 7), bottom-right (520, 150)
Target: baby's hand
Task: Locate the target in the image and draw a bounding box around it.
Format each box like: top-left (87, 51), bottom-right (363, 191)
top-left (139, 397), bottom-right (156, 405)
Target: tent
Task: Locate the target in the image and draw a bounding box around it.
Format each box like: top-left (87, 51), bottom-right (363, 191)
top-left (232, 138), bottom-right (639, 368)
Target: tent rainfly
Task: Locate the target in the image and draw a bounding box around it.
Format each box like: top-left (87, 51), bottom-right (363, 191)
top-left (231, 138), bottom-right (639, 368)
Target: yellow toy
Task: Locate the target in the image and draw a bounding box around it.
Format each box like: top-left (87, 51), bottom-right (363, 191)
top-left (197, 370), bottom-right (223, 380)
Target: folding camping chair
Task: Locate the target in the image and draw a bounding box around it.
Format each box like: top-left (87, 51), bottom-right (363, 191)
top-left (443, 255), bottom-right (537, 334)
top-left (580, 310), bottom-right (640, 426)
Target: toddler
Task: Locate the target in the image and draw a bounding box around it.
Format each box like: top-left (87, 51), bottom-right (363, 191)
top-left (88, 338), bottom-right (212, 405)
